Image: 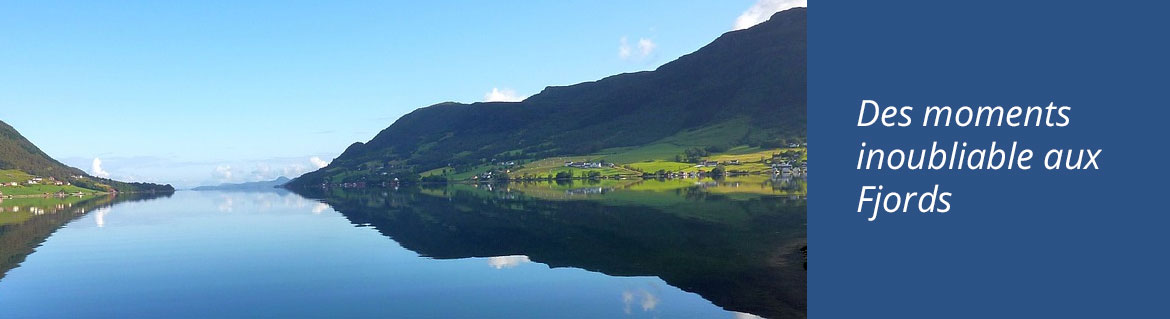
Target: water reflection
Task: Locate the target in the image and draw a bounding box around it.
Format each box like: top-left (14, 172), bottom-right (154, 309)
top-left (0, 180), bottom-right (804, 318)
top-left (217, 195), bottom-right (234, 212)
top-left (734, 312), bottom-right (768, 319)
top-left (622, 284), bottom-right (662, 314)
top-left (298, 178), bottom-right (807, 318)
top-left (204, 189), bottom-right (324, 214)
top-left (311, 202), bottom-right (330, 214)
top-left (0, 192), bottom-right (173, 280)
top-left (94, 207), bottom-right (110, 228)
top-left (487, 255), bottom-right (531, 269)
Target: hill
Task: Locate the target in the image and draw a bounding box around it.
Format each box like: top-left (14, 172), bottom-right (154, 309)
top-left (0, 120), bottom-right (86, 179)
top-left (289, 8), bottom-right (805, 187)
top-left (192, 177), bottom-right (290, 191)
top-left (0, 119), bottom-right (174, 194)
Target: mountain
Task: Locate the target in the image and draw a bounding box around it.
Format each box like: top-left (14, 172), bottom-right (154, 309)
top-left (192, 177), bottom-right (290, 191)
top-left (0, 120), bottom-right (87, 179)
top-left (0, 119), bottom-right (174, 193)
top-left (289, 8), bottom-right (805, 187)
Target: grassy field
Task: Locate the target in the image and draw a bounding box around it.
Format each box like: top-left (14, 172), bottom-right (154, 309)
top-left (420, 164), bottom-right (495, 181)
top-left (0, 169), bottom-right (36, 184)
top-left (0, 169), bottom-right (104, 196)
top-left (594, 143), bottom-right (689, 163)
top-left (619, 147), bottom-right (802, 175)
top-left (419, 145), bottom-right (801, 181)
top-left (706, 147), bottom-right (805, 163)
top-left (392, 123), bottom-right (805, 182)
top-left (419, 167), bottom-right (444, 177)
top-left (720, 145), bottom-right (765, 155)
top-left (0, 184), bottom-right (99, 196)
top-left (626, 161), bottom-right (701, 173)
top-left (508, 157), bottom-right (640, 179)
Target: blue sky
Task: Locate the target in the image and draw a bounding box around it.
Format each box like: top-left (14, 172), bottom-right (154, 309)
top-left (0, 0), bottom-right (804, 188)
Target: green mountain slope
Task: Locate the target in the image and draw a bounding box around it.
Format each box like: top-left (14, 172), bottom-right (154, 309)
top-left (291, 8), bottom-right (805, 187)
top-left (0, 120), bottom-right (86, 179)
top-left (0, 120), bottom-right (174, 193)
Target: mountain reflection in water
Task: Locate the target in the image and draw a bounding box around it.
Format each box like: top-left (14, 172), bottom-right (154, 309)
top-left (0, 177), bottom-right (805, 318)
top-left (0, 192), bottom-right (174, 281)
top-left (299, 178), bottom-right (807, 318)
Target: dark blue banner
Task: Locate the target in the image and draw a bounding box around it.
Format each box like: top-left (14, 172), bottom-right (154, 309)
top-left (810, 1), bottom-right (1170, 317)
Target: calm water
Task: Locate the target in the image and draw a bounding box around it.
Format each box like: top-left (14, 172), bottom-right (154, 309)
top-left (0, 178), bottom-right (806, 318)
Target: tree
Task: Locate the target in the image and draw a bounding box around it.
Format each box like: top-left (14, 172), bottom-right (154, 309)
top-left (682, 147), bottom-right (710, 163)
top-left (711, 166), bottom-right (726, 177)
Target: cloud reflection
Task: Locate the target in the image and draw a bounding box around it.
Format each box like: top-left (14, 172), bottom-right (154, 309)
top-left (208, 192), bottom-right (330, 214)
top-left (732, 312), bottom-right (765, 319)
top-left (311, 203), bottom-right (330, 214)
top-left (622, 287), bottom-right (660, 314)
top-left (486, 255), bottom-right (530, 269)
top-left (94, 207), bottom-right (111, 228)
top-left (217, 195), bottom-right (234, 212)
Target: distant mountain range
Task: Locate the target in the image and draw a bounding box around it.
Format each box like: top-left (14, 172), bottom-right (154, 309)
top-left (192, 177), bottom-right (290, 191)
top-left (0, 120), bottom-right (174, 193)
top-left (289, 8), bottom-right (806, 188)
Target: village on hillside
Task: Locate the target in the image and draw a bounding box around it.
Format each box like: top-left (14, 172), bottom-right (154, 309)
top-left (408, 146), bottom-right (808, 184)
top-left (0, 170), bottom-right (97, 198)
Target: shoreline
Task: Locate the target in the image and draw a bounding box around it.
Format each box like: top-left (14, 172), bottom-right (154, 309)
top-left (0, 192), bottom-right (109, 200)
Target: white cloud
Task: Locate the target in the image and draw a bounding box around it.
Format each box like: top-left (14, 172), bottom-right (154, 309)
top-left (250, 163), bottom-right (274, 181)
top-left (213, 165), bottom-right (233, 182)
top-left (64, 154), bottom-right (332, 189)
top-left (309, 156), bottom-right (330, 169)
top-left (284, 164), bottom-right (308, 177)
top-left (733, 0), bottom-right (806, 30)
top-left (637, 38), bottom-right (657, 57)
top-left (619, 37), bottom-right (657, 60)
top-left (247, 163), bottom-right (306, 181)
top-left (91, 157), bottom-right (111, 178)
top-left (483, 88), bottom-right (525, 102)
top-left (487, 255), bottom-right (531, 269)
